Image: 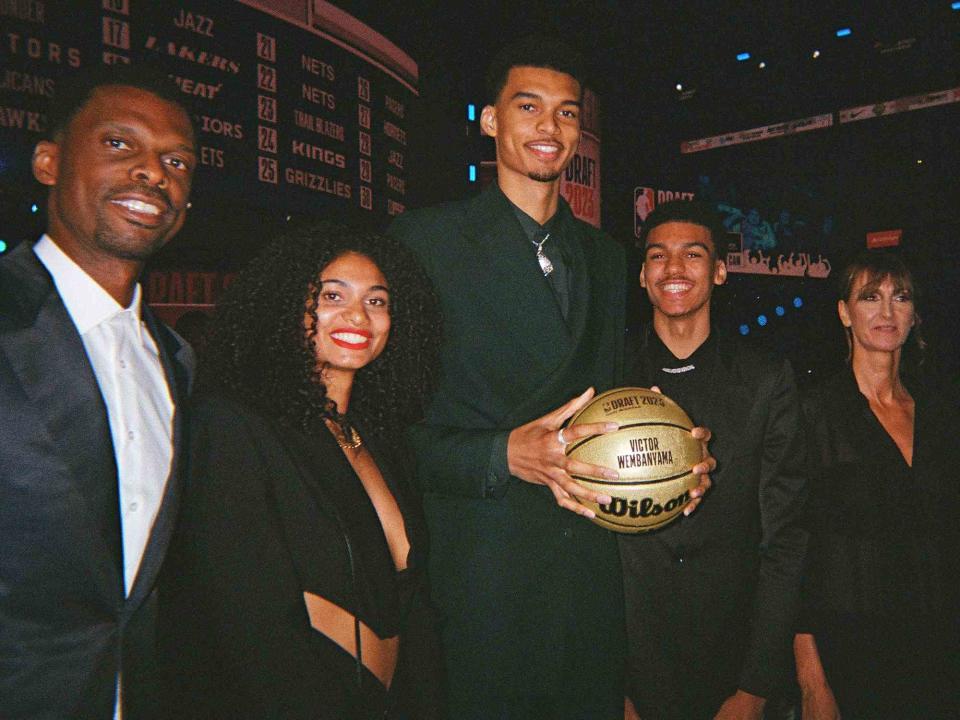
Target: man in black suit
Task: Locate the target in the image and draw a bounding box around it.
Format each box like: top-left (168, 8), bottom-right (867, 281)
top-left (390, 38), bottom-right (712, 719)
top-left (621, 200), bottom-right (807, 720)
top-left (0, 65), bottom-right (196, 719)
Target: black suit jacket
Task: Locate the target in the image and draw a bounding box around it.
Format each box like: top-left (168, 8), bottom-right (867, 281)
top-left (620, 330), bottom-right (807, 719)
top-left (389, 185), bottom-right (628, 717)
top-left (0, 241), bottom-right (192, 720)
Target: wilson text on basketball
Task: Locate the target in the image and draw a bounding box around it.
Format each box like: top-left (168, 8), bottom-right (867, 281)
top-left (599, 491), bottom-right (690, 519)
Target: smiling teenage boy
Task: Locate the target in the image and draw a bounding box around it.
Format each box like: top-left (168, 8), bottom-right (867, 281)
top-left (621, 200), bottom-right (807, 720)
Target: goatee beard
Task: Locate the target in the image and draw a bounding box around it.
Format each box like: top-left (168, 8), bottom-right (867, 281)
top-left (527, 171), bottom-right (561, 183)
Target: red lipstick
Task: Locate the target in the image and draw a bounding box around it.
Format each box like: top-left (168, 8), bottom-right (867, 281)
top-left (330, 327), bottom-right (373, 349)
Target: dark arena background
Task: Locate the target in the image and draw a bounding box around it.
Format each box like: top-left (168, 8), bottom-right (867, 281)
top-left (1, 0), bottom-right (958, 383)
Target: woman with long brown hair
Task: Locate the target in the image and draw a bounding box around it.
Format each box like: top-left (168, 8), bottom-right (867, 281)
top-left (792, 251), bottom-right (959, 719)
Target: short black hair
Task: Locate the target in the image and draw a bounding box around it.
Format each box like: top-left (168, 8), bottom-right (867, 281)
top-left (46, 63), bottom-right (195, 141)
top-left (485, 34), bottom-right (586, 105)
top-left (640, 200), bottom-right (726, 259)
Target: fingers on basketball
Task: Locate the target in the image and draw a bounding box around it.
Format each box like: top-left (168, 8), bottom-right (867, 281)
top-left (565, 387), bottom-right (703, 533)
top-left (554, 387), bottom-right (596, 425)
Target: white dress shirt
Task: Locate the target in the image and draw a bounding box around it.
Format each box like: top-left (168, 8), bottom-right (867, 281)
top-left (34, 235), bottom-right (174, 595)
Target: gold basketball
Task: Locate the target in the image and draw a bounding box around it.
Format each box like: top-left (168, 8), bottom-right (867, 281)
top-left (564, 387), bottom-right (702, 533)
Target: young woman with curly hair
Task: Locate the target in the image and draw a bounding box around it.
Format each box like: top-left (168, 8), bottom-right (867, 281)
top-left (161, 222), bottom-right (444, 719)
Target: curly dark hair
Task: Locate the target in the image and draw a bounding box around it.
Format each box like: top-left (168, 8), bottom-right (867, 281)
top-left (198, 221), bottom-right (441, 446)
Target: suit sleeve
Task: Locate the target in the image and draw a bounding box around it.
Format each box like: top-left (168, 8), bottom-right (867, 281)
top-left (389, 210), bottom-right (516, 501)
top-left (405, 422), bottom-right (514, 499)
top-left (738, 359), bottom-right (809, 697)
top-left (794, 389), bottom-right (829, 635)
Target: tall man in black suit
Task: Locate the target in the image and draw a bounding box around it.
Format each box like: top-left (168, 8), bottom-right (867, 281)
top-left (0, 65), bottom-right (196, 719)
top-left (390, 38), bottom-right (712, 719)
top-left (621, 201), bottom-right (807, 720)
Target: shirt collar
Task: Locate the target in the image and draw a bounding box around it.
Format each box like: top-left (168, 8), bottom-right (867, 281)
top-left (496, 184), bottom-right (560, 242)
top-left (510, 202), bottom-right (559, 242)
top-left (33, 234), bottom-right (143, 336)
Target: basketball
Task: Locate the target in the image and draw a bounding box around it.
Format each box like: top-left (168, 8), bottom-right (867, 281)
top-left (564, 387), bottom-right (702, 533)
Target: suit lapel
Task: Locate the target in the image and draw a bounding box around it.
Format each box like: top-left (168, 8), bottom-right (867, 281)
top-left (703, 335), bottom-right (751, 461)
top-left (462, 186), bottom-right (572, 373)
top-left (263, 423), bottom-right (399, 619)
top-left (125, 310), bottom-right (190, 607)
top-left (560, 205), bottom-right (594, 352)
top-left (0, 244), bottom-right (123, 594)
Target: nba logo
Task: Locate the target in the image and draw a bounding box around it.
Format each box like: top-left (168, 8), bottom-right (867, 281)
top-left (634, 187), bottom-right (655, 238)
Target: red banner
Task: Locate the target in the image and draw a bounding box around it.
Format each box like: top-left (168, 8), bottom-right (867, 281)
top-left (866, 229), bottom-right (902, 248)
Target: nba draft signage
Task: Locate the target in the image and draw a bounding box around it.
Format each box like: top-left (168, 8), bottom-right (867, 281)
top-left (633, 186), bottom-right (695, 239)
top-left (632, 186), bottom-right (832, 279)
top-left (559, 89), bottom-right (602, 227)
top-left (560, 132), bottom-right (600, 226)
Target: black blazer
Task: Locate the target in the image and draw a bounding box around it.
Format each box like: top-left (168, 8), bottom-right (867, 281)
top-left (797, 370), bottom-right (960, 717)
top-left (620, 330), bottom-right (808, 718)
top-left (0, 241), bottom-right (192, 720)
top-left (161, 393), bottom-right (443, 720)
top-left (388, 185), bottom-right (628, 715)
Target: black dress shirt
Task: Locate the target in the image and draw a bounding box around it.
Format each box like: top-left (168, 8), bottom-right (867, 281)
top-left (511, 203), bottom-right (572, 320)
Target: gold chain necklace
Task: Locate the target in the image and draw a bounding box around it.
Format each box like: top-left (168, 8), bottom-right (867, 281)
top-left (327, 420), bottom-right (362, 450)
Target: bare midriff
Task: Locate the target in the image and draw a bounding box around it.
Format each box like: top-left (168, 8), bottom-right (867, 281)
top-left (303, 590), bottom-right (401, 688)
top-left (303, 438), bottom-right (410, 688)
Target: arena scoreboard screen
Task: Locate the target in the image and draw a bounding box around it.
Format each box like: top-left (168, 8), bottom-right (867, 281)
top-left (0, 0), bottom-right (416, 221)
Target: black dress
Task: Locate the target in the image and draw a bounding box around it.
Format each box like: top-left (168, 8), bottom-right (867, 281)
top-left (798, 370), bottom-right (960, 719)
top-left (160, 394), bottom-right (444, 720)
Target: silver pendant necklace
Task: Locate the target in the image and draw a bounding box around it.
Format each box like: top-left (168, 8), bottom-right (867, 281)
top-left (531, 232), bottom-right (554, 276)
